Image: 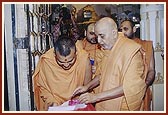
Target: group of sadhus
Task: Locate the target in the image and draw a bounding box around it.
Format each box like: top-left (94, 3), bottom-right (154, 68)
top-left (33, 17), bottom-right (155, 111)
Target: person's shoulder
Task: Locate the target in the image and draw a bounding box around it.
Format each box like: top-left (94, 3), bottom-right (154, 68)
top-left (142, 39), bottom-right (153, 44)
top-left (75, 39), bottom-right (88, 55)
top-left (139, 39), bottom-right (153, 48)
top-left (76, 46), bottom-right (89, 60)
top-left (135, 37), bottom-right (153, 44)
top-left (75, 39), bottom-right (84, 49)
top-left (40, 48), bottom-right (55, 59)
top-left (118, 33), bottom-right (140, 46)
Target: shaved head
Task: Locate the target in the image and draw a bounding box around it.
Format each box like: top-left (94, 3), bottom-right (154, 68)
top-left (94, 17), bottom-right (118, 50)
top-left (86, 23), bottom-right (97, 44)
top-left (95, 17), bottom-right (117, 31)
top-left (87, 23), bottom-right (95, 32)
top-left (120, 20), bottom-right (136, 39)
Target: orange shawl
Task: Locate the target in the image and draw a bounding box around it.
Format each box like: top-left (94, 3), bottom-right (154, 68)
top-left (82, 38), bottom-right (98, 59)
top-left (133, 38), bottom-right (153, 68)
top-left (95, 34), bottom-right (147, 111)
top-left (33, 46), bottom-right (89, 111)
top-left (80, 38), bottom-right (102, 66)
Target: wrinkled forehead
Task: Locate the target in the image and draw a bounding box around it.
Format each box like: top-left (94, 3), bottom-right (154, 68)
top-left (95, 22), bottom-right (110, 33)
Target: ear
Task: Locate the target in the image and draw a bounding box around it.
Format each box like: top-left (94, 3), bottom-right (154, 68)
top-left (112, 29), bottom-right (118, 38)
top-left (133, 26), bottom-right (137, 33)
top-left (84, 30), bottom-right (87, 36)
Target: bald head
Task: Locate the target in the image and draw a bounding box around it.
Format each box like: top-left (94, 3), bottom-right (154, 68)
top-left (94, 17), bottom-right (118, 50)
top-left (87, 23), bottom-right (95, 32)
top-left (95, 17), bottom-right (118, 31)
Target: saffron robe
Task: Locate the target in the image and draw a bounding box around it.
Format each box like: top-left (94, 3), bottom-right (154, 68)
top-left (78, 38), bottom-right (102, 78)
top-left (82, 38), bottom-right (101, 62)
top-left (133, 38), bottom-right (153, 69)
top-left (133, 38), bottom-right (153, 111)
top-left (33, 45), bottom-right (89, 111)
top-left (95, 33), bottom-right (147, 111)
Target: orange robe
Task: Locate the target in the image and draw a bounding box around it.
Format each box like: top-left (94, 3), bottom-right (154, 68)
top-left (76, 38), bottom-right (102, 80)
top-left (33, 46), bottom-right (89, 111)
top-left (95, 33), bottom-right (147, 111)
top-left (133, 38), bottom-right (153, 68)
top-left (133, 38), bottom-right (153, 111)
top-left (81, 38), bottom-right (102, 66)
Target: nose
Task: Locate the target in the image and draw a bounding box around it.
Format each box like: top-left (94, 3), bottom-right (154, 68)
top-left (63, 63), bottom-right (70, 68)
top-left (97, 36), bottom-right (102, 44)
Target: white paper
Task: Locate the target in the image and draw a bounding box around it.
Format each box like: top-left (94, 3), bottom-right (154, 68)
top-left (48, 105), bottom-right (76, 111)
top-left (48, 100), bottom-right (87, 111)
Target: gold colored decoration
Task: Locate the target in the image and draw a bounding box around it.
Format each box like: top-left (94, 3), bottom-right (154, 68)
top-left (154, 72), bottom-right (164, 84)
top-left (79, 5), bottom-right (99, 24)
top-left (155, 42), bottom-right (163, 52)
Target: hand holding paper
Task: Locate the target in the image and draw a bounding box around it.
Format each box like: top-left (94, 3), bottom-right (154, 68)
top-left (71, 86), bottom-right (88, 99)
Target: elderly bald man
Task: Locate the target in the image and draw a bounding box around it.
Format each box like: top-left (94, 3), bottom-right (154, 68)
top-left (71, 17), bottom-right (148, 111)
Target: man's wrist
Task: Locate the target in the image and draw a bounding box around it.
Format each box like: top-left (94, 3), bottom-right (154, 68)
top-left (85, 84), bottom-right (90, 91)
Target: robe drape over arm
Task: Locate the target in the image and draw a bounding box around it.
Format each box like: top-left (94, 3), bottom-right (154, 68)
top-left (133, 38), bottom-right (153, 68)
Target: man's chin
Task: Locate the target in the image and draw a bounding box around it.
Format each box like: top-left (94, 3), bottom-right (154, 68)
top-left (62, 67), bottom-right (71, 70)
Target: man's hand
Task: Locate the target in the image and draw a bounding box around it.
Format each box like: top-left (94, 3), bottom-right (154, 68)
top-left (52, 103), bottom-right (58, 106)
top-left (45, 102), bottom-right (57, 111)
top-left (78, 93), bottom-right (97, 104)
top-left (71, 86), bottom-right (88, 99)
top-left (145, 70), bottom-right (155, 87)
